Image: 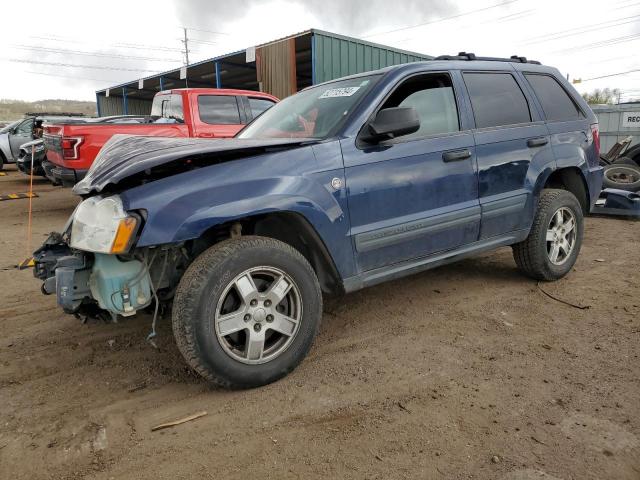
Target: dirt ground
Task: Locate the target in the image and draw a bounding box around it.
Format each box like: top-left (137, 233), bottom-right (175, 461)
top-left (0, 163), bottom-right (638, 480)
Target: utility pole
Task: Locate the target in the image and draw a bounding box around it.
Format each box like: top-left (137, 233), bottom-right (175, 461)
top-left (182, 27), bottom-right (190, 66)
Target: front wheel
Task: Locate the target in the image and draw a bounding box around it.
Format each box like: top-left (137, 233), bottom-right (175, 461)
top-left (512, 189), bottom-right (584, 281)
top-left (172, 236), bottom-right (322, 389)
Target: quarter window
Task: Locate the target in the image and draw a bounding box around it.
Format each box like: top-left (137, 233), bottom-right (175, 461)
top-left (248, 98), bottom-right (275, 118)
top-left (463, 73), bottom-right (531, 128)
top-left (198, 95), bottom-right (241, 125)
top-left (525, 74), bottom-right (583, 122)
top-left (379, 73), bottom-right (460, 140)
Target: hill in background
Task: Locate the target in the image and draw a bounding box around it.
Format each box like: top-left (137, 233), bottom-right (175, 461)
top-left (0, 99), bottom-right (97, 122)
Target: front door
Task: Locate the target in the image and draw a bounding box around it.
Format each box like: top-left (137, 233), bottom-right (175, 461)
top-left (9, 118), bottom-right (34, 159)
top-left (341, 72), bottom-right (480, 273)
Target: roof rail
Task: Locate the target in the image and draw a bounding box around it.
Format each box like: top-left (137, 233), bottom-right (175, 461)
top-left (434, 52), bottom-right (541, 65)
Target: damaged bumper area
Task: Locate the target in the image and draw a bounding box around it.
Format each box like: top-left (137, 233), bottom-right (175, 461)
top-left (34, 233), bottom-right (153, 319)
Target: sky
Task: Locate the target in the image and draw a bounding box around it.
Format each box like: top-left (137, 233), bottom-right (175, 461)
top-left (0, 0), bottom-right (639, 103)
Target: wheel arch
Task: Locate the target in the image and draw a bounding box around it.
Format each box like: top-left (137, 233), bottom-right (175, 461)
top-left (540, 167), bottom-right (590, 214)
top-left (189, 211), bottom-right (344, 295)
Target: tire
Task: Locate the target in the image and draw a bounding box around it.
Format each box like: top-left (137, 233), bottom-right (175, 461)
top-left (512, 189), bottom-right (584, 281)
top-left (0, 153), bottom-right (4, 171)
top-left (602, 164), bottom-right (640, 192)
top-left (172, 236), bottom-right (322, 389)
top-left (612, 156), bottom-right (640, 167)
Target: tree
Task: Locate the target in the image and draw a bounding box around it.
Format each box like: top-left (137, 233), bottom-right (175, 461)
top-left (581, 88), bottom-right (621, 105)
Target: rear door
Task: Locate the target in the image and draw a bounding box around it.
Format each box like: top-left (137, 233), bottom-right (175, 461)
top-left (193, 94), bottom-right (244, 138)
top-left (342, 71), bottom-right (480, 272)
top-left (521, 73), bottom-right (590, 172)
top-left (461, 71), bottom-right (555, 239)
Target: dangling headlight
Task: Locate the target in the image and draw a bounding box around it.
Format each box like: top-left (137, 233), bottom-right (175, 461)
top-left (70, 196), bottom-right (139, 254)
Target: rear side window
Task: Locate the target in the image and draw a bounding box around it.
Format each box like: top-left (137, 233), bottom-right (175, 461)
top-left (198, 95), bottom-right (241, 125)
top-left (248, 97), bottom-right (275, 118)
top-left (150, 94), bottom-right (184, 123)
top-left (525, 74), bottom-right (583, 122)
top-left (380, 72), bottom-right (460, 140)
top-left (463, 72), bottom-right (531, 128)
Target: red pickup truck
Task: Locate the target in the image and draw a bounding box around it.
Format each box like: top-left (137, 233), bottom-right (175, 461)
top-left (43, 88), bottom-right (278, 186)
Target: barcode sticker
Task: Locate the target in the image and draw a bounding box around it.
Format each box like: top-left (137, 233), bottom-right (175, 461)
top-left (319, 87), bottom-right (360, 98)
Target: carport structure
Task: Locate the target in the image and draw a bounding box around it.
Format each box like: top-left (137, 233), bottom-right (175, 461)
top-left (96, 29), bottom-right (432, 116)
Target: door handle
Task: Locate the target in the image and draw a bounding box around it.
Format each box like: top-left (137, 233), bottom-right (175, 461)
top-left (198, 133), bottom-right (215, 138)
top-left (442, 149), bottom-right (472, 162)
top-left (527, 137), bottom-right (548, 148)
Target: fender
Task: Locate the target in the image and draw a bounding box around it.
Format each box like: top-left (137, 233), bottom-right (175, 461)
top-left (531, 161), bottom-right (596, 216)
top-left (120, 143), bottom-right (357, 278)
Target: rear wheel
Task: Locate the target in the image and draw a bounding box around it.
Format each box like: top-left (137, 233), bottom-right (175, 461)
top-left (172, 236), bottom-right (322, 389)
top-left (512, 189), bottom-right (584, 281)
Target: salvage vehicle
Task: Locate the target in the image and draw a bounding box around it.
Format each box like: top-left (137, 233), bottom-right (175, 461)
top-left (0, 119), bottom-right (29, 169)
top-left (0, 116), bottom-right (89, 170)
top-left (34, 54), bottom-right (604, 388)
top-left (16, 139), bottom-right (46, 177)
top-left (43, 89), bottom-right (278, 186)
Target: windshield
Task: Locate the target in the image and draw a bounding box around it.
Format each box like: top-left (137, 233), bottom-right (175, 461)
top-left (238, 75), bottom-right (380, 139)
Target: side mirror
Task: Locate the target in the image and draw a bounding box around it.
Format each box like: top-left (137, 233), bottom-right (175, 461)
top-left (362, 107), bottom-right (420, 143)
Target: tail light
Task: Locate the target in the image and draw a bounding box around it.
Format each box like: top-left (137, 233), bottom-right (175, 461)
top-left (590, 124), bottom-right (600, 157)
top-left (61, 136), bottom-right (83, 159)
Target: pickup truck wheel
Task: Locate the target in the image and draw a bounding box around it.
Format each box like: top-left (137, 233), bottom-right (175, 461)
top-left (512, 189), bottom-right (583, 281)
top-left (172, 236), bottom-right (322, 389)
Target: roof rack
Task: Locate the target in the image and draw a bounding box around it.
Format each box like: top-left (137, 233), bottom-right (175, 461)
top-left (434, 52), bottom-right (541, 65)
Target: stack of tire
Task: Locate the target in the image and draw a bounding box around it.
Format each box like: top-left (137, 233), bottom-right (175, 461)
top-left (603, 145), bottom-right (640, 193)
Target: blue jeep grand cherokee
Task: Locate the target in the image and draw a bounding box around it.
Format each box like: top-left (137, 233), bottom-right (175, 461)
top-left (34, 54), bottom-right (603, 388)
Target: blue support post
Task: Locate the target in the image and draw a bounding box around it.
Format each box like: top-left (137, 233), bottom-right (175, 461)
top-left (122, 87), bottom-right (128, 115)
top-left (159, 76), bottom-right (164, 91)
top-left (96, 92), bottom-right (102, 117)
top-left (215, 61), bottom-right (222, 88)
top-left (311, 33), bottom-right (316, 85)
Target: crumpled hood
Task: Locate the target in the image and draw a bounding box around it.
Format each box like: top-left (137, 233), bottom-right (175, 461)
top-left (73, 135), bottom-right (314, 195)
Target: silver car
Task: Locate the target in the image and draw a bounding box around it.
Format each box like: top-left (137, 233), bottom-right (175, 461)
top-left (0, 119), bottom-right (26, 169)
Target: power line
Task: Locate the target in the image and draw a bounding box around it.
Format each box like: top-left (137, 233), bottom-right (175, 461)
top-left (579, 68), bottom-right (640, 82)
top-left (3, 58), bottom-right (161, 73)
top-left (24, 70), bottom-right (123, 83)
top-left (521, 15), bottom-right (640, 45)
top-left (28, 35), bottom-right (183, 53)
top-left (362, 0), bottom-right (520, 38)
top-left (182, 26), bottom-right (230, 36)
top-left (552, 32), bottom-right (640, 54)
top-left (12, 45), bottom-right (182, 63)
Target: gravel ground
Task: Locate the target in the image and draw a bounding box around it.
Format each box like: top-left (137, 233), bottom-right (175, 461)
top-left (1, 164), bottom-right (638, 480)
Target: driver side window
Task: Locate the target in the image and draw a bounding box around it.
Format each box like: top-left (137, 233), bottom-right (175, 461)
top-left (382, 73), bottom-right (459, 140)
top-left (15, 119), bottom-right (34, 135)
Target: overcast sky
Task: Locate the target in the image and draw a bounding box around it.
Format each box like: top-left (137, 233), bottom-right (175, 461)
top-left (0, 0), bottom-right (638, 103)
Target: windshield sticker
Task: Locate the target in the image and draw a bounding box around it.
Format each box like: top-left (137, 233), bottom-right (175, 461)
top-left (319, 86), bottom-right (361, 98)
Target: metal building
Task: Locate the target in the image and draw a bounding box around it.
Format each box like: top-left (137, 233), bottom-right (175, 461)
top-left (592, 102), bottom-right (640, 153)
top-left (96, 29), bottom-right (432, 116)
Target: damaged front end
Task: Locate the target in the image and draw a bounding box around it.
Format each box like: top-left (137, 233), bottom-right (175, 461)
top-left (34, 232), bottom-right (157, 321)
top-left (33, 194), bottom-right (185, 322)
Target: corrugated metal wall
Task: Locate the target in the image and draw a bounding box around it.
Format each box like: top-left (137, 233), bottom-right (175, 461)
top-left (313, 32), bottom-right (431, 84)
top-left (592, 104), bottom-right (640, 153)
top-left (256, 38), bottom-right (297, 99)
top-left (97, 96), bottom-right (152, 116)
